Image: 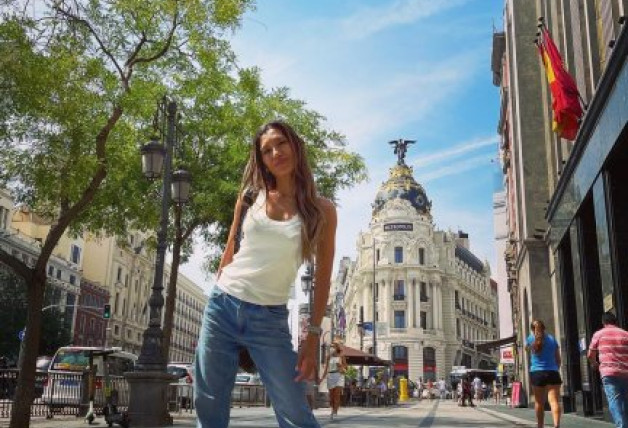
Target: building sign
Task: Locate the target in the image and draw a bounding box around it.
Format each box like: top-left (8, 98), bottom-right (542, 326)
top-left (500, 346), bottom-right (515, 364)
top-left (384, 223), bottom-right (413, 232)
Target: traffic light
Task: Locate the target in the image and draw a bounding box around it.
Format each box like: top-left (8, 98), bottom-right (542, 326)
top-left (103, 304), bottom-right (111, 319)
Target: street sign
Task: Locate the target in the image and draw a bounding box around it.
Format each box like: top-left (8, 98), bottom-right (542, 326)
top-left (18, 329), bottom-right (25, 341)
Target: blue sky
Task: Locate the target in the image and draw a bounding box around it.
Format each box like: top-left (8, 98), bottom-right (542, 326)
top-left (181, 0), bottom-right (505, 291)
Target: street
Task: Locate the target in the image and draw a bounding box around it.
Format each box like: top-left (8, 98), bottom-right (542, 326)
top-left (15, 400), bottom-right (615, 428)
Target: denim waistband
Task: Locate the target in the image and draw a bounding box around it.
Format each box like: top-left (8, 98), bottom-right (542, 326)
top-left (212, 286), bottom-right (287, 310)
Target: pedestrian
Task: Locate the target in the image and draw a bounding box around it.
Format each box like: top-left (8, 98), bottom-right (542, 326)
top-left (493, 380), bottom-right (501, 405)
top-left (321, 341), bottom-right (347, 420)
top-left (587, 312), bottom-right (628, 428)
top-left (194, 121), bottom-right (337, 428)
top-left (472, 375), bottom-right (482, 401)
top-left (460, 375), bottom-right (475, 407)
top-left (526, 319), bottom-right (562, 428)
top-left (438, 377), bottom-right (447, 399)
top-left (427, 378), bottom-right (434, 399)
top-left (417, 377), bottom-right (424, 400)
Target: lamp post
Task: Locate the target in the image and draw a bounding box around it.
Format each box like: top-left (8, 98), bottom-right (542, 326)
top-left (126, 97), bottom-right (191, 427)
top-left (301, 264), bottom-right (318, 400)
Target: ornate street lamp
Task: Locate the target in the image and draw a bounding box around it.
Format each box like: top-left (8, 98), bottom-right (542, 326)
top-left (127, 96), bottom-right (191, 427)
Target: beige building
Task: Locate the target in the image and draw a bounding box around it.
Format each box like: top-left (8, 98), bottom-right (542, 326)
top-left (1, 192), bottom-right (82, 336)
top-left (82, 234), bottom-right (207, 361)
top-left (340, 153), bottom-right (499, 381)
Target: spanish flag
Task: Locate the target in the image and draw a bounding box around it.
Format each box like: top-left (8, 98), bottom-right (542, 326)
top-left (536, 27), bottom-right (583, 141)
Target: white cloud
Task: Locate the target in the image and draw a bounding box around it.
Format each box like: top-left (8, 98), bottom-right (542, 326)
top-left (411, 135), bottom-right (498, 168)
top-left (418, 153), bottom-right (493, 182)
top-left (340, 0), bottom-right (471, 39)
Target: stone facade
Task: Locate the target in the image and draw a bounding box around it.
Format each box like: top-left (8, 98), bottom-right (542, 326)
top-left (338, 157), bottom-right (499, 382)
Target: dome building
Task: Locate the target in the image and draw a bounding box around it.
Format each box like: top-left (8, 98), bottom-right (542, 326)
top-left (339, 140), bottom-right (499, 382)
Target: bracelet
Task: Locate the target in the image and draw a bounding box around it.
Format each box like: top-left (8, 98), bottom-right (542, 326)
top-left (307, 325), bottom-right (322, 335)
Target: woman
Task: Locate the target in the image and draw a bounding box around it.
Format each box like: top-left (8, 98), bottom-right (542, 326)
top-left (526, 319), bottom-right (562, 428)
top-left (321, 341), bottom-right (347, 420)
top-left (194, 121), bottom-right (337, 428)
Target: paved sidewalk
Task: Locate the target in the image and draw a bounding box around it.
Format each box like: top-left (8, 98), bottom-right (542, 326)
top-left (475, 402), bottom-right (613, 428)
top-left (2, 399), bottom-right (616, 428)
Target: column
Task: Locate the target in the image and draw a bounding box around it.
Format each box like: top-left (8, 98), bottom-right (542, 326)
top-left (408, 276), bottom-right (414, 328)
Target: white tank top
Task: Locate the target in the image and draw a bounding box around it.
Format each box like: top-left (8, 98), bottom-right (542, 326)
top-left (217, 191), bottom-right (302, 305)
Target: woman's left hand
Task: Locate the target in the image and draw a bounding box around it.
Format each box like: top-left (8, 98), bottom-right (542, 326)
top-left (295, 334), bottom-right (318, 381)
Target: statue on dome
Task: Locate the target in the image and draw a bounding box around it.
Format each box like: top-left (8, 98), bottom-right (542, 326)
top-left (388, 138), bottom-right (415, 165)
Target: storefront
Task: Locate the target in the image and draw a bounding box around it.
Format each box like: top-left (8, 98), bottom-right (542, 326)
top-left (546, 25), bottom-right (628, 418)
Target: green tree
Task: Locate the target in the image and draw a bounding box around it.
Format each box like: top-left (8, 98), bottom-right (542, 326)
top-left (160, 68), bottom-right (367, 359)
top-left (0, 269), bottom-right (73, 363)
top-left (0, 1), bottom-right (252, 426)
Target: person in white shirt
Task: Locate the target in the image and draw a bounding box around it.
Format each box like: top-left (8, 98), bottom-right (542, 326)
top-left (195, 121), bottom-right (337, 428)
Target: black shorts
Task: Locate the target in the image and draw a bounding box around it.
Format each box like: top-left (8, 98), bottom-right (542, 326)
top-left (530, 370), bottom-right (562, 387)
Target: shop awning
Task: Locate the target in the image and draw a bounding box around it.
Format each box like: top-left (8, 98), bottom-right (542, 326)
top-left (341, 345), bottom-right (392, 366)
top-left (475, 335), bottom-right (517, 353)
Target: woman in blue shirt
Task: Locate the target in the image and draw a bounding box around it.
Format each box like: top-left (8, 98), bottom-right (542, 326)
top-left (526, 319), bottom-right (562, 428)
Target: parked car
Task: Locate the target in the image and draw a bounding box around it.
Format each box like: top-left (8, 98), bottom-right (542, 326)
top-left (41, 346), bottom-right (137, 407)
top-left (231, 372), bottom-right (265, 405)
top-left (167, 363), bottom-right (194, 409)
top-left (34, 356), bottom-right (53, 399)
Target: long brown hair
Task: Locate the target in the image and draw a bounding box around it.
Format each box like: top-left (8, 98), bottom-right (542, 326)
top-left (240, 121), bottom-right (324, 262)
top-left (531, 319), bottom-right (545, 353)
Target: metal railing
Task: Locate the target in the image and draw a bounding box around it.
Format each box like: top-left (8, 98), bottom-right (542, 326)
top-left (0, 369), bottom-right (129, 419)
top-left (231, 384), bottom-right (269, 408)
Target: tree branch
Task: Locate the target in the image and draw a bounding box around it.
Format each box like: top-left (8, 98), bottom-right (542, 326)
top-left (0, 247), bottom-right (33, 283)
top-left (127, 9), bottom-right (179, 70)
top-left (182, 219), bottom-right (200, 242)
top-left (53, 4), bottom-right (128, 89)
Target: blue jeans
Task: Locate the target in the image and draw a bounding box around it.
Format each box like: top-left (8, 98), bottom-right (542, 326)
top-left (194, 287), bottom-right (319, 428)
top-left (602, 376), bottom-right (628, 428)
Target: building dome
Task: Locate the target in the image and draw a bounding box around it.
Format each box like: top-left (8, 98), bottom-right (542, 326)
top-left (372, 163), bottom-right (431, 216)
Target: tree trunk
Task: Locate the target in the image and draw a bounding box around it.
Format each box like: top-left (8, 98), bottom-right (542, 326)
top-left (10, 270), bottom-right (46, 428)
top-left (161, 236), bottom-right (182, 362)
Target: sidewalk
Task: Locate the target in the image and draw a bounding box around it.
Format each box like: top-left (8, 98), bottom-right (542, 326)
top-left (475, 402), bottom-right (614, 428)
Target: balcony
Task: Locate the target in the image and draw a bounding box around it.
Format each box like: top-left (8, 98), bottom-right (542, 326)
top-left (420, 294), bottom-right (429, 302)
top-left (393, 294), bottom-right (406, 301)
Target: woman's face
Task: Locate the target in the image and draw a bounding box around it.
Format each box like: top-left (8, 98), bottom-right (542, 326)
top-left (259, 127), bottom-right (295, 180)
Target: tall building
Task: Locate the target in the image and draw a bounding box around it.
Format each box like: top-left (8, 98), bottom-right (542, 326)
top-left (492, 190), bottom-right (512, 338)
top-left (340, 143), bottom-right (499, 382)
top-left (493, 0), bottom-right (628, 419)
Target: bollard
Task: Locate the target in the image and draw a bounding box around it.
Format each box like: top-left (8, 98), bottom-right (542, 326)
top-left (399, 378), bottom-right (408, 401)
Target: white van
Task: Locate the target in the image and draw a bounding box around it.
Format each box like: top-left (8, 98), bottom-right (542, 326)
top-left (42, 346), bottom-right (137, 407)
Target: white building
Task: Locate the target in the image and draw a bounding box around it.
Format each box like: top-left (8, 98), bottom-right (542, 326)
top-left (340, 147), bottom-right (499, 381)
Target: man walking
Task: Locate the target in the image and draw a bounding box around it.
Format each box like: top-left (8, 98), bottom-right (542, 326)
top-left (587, 312), bottom-right (628, 428)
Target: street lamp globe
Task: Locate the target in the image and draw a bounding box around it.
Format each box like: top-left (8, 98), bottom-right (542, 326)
top-left (171, 169), bottom-right (192, 204)
top-left (140, 137), bottom-right (166, 179)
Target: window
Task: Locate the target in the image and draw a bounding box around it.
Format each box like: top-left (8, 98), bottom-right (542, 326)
top-left (393, 280), bottom-right (405, 300)
top-left (56, 269), bottom-right (61, 280)
top-left (117, 267), bottom-right (122, 282)
top-left (373, 283), bottom-right (379, 302)
top-left (376, 249), bottom-right (380, 262)
top-left (455, 290), bottom-right (460, 308)
top-left (48, 266), bottom-right (54, 276)
top-left (419, 248), bottom-right (425, 265)
top-left (420, 282), bottom-right (428, 301)
top-left (69, 275), bottom-right (75, 285)
top-left (392, 345), bottom-right (408, 360)
top-left (394, 247), bottom-right (403, 263)
top-left (456, 319), bottom-right (460, 337)
top-left (70, 245), bottom-right (81, 264)
top-left (394, 311), bottom-right (406, 328)
top-left (114, 325), bottom-right (120, 335)
top-left (420, 311), bottom-right (427, 329)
